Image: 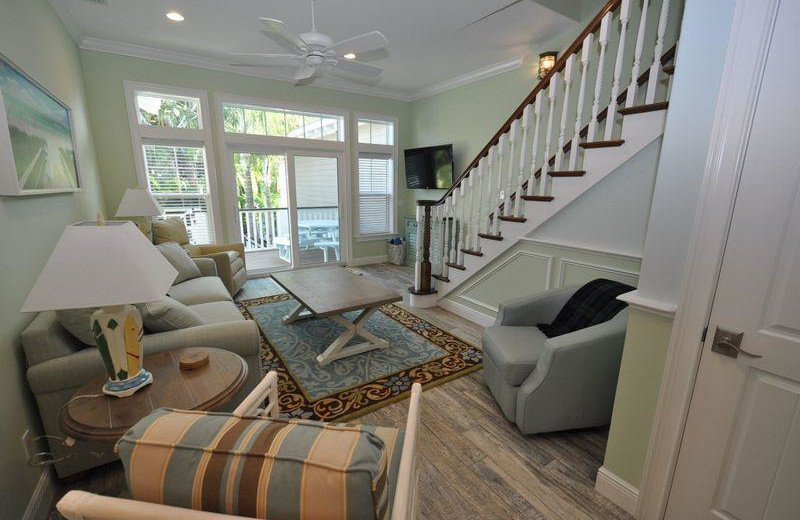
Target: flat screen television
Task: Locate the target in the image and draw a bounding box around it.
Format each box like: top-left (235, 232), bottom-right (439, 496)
top-left (404, 144), bottom-right (454, 189)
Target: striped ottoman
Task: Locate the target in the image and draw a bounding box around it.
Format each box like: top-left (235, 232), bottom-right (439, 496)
top-left (116, 408), bottom-right (405, 520)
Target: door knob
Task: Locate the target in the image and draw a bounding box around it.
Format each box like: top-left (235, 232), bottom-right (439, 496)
top-left (710, 327), bottom-right (763, 359)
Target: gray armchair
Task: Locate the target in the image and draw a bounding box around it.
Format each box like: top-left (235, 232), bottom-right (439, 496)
top-left (482, 285), bottom-right (629, 434)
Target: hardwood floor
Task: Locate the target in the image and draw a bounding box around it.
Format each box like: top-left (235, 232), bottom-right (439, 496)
top-left (49, 264), bottom-right (632, 520)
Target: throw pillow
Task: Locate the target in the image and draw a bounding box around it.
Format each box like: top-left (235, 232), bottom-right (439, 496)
top-left (55, 308), bottom-right (98, 346)
top-left (138, 296), bottom-right (205, 333)
top-left (538, 278), bottom-right (634, 338)
top-left (153, 217), bottom-right (190, 245)
top-left (156, 242), bottom-right (202, 284)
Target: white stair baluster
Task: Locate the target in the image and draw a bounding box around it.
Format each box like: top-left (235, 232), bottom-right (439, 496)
top-left (515, 105), bottom-right (531, 217)
top-left (449, 189), bottom-right (459, 264)
top-left (491, 134), bottom-right (507, 235)
top-left (604, 0), bottom-right (631, 141)
top-left (538, 71), bottom-right (560, 197)
top-left (626, 0), bottom-right (650, 107)
top-left (587, 13), bottom-right (611, 141)
top-left (646, 0), bottom-right (671, 104)
top-left (483, 146), bottom-right (496, 234)
top-left (555, 55), bottom-right (575, 171)
top-left (474, 157), bottom-right (486, 251)
top-left (570, 32), bottom-right (594, 171)
top-left (414, 205), bottom-right (423, 291)
top-left (464, 169), bottom-right (475, 251)
top-left (456, 181), bottom-right (467, 265)
top-left (432, 205), bottom-right (442, 276)
top-left (527, 91), bottom-right (544, 196)
top-left (441, 197), bottom-right (451, 278)
top-left (503, 120), bottom-right (518, 219)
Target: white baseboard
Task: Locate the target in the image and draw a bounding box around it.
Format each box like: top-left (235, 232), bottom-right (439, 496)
top-left (438, 298), bottom-right (495, 327)
top-left (347, 255), bottom-right (389, 267)
top-left (595, 466), bottom-right (639, 516)
top-left (23, 467), bottom-right (58, 520)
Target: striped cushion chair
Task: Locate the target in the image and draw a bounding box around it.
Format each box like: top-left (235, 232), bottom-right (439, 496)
top-left (116, 409), bottom-right (405, 520)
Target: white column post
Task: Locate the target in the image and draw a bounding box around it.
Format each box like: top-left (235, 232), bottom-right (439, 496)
top-left (569, 32), bottom-right (594, 171)
top-left (555, 55), bottom-right (575, 171)
top-left (491, 135), bottom-right (507, 235)
top-left (538, 71), bottom-right (560, 197)
top-left (441, 197), bottom-right (450, 278)
top-left (646, 0), bottom-right (671, 104)
top-left (587, 13), bottom-right (611, 142)
top-left (514, 105), bottom-right (531, 217)
top-left (474, 157), bottom-right (486, 252)
top-left (626, 0), bottom-right (650, 108)
top-left (604, 0), bottom-right (631, 141)
top-left (527, 91), bottom-right (544, 196)
top-left (503, 120), bottom-right (518, 219)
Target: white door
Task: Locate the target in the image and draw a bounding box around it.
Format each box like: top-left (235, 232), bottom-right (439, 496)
top-left (665, 1), bottom-right (800, 518)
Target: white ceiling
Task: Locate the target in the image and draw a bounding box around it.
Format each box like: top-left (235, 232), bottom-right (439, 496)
top-left (49, 0), bottom-right (580, 100)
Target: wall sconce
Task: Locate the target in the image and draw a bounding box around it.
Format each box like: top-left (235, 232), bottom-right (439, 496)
top-left (538, 51), bottom-right (558, 79)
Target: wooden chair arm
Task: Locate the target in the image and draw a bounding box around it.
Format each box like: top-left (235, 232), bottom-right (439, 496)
top-left (58, 490), bottom-right (248, 520)
top-left (233, 371), bottom-right (279, 418)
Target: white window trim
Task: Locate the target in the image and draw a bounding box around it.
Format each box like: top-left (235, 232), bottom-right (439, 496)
top-left (353, 112), bottom-right (399, 240)
top-left (123, 81), bottom-right (222, 242)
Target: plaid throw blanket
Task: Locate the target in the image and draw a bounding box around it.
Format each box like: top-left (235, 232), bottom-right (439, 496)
top-left (538, 278), bottom-right (634, 338)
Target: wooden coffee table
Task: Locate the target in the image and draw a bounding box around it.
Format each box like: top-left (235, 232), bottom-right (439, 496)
top-left (271, 266), bottom-right (402, 365)
top-left (60, 348), bottom-right (248, 443)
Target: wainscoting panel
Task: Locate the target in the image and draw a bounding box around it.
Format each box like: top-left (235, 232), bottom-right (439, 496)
top-left (558, 259), bottom-right (640, 288)
top-left (459, 251), bottom-right (553, 312)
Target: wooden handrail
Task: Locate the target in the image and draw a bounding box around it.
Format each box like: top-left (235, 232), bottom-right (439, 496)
top-left (425, 0), bottom-right (623, 207)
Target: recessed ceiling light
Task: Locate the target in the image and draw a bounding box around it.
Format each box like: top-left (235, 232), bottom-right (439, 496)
top-left (343, 53), bottom-right (357, 60)
top-left (166, 11), bottom-right (184, 22)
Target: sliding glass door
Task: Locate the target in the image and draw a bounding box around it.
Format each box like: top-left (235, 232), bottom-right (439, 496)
top-left (291, 153), bottom-right (341, 267)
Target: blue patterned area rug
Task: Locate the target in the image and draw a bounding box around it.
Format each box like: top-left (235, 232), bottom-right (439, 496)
top-left (238, 293), bottom-right (482, 422)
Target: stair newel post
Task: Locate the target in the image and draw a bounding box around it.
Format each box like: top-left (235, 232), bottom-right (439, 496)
top-left (538, 71), bottom-right (560, 197)
top-left (449, 188), bottom-right (459, 264)
top-left (555, 55), bottom-right (575, 171)
top-left (527, 91), bottom-right (544, 196)
top-left (570, 32), bottom-right (594, 171)
top-left (441, 196), bottom-right (451, 279)
top-left (588, 12), bottom-right (611, 142)
top-left (418, 202), bottom-right (434, 293)
top-left (464, 169), bottom-right (475, 252)
top-left (515, 105), bottom-right (531, 218)
top-left (491, 134), bottom-right (507, 236)
top-left (474, 157), bottom-right (486, 251)
top-left (604, 0), bottom-right (631, 141)
top-left (456, 181), bottom-right (467, 265)
top-left (626, 0), bottom-right (650, 107)
top-left (484, 146), bottom-right (496, 233)
top-left (503, 120), bottom-right (519, 220)
top-left (646, 0), bottom-right (671, 104)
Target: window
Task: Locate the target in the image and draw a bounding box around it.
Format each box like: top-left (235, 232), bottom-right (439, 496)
top-left (356, 116), bottom-right (396, 237)
top-left (125, 83), bottom-right (217, 244)
top-left (222, 102), bottom-right (344, 141)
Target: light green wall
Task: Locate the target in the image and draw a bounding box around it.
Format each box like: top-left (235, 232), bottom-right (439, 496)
top-left (0, 0), bottom-right (106, 516)
top-left (78, 50), bottom-right (412, 259)
top-left (603, 309), bottom-right (673, 485)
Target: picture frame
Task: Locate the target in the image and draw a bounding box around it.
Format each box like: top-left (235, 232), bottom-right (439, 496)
top-left (0, 52), bottom-right (81, 196)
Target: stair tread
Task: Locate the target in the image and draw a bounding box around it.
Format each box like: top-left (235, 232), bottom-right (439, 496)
top-left (520, 195), bottom-right (555, 201)
top-left (497, 215), bottom-right (527, 222)
top-left (579, 139), bottom-right (625, 149)
top-left (461, 248), bottom-right (484, 257)
top-left (478, 233), bottom-right (503, 241)
top-left (444, 262), bottom-right (466, 271)
top-left (432, 274), bottom-right (450, 283)
top-left (549, 170), bottom-right (586, 177)
top-left (663, 65), bottom-right (675, 75)
top-left (618, 102), bottom-right (669, 116)
top-left (408, 287), bottom-right (438, 296)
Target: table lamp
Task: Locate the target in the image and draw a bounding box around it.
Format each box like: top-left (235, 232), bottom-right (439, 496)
top-left (22, 220), bottom-right (178, 397)
top-left (115, 188), bottom-right (162, 237)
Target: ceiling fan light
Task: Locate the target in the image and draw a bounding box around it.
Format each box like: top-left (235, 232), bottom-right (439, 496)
top-left (166, 11), bottom-right (184, 22)
top-left (343, 53), bottom-right (357, 60)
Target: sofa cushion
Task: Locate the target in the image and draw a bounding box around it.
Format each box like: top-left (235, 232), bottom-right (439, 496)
top-left (167, 276), bottom-right (232, 306)
top-left (156, 242), bottom-right (202, 284)
top-left (54, 308), bottom-right (98, 347)
top-left (190, 301), bottom-right (244, 324)
top-left (153, 217), bottom-right (189, 246)
top-left (117, 409), bottom-right (404, 520)
top-left (138, 296), bottom-right (206, 333)
top-left (231, 256), bottom-right (245, 273)
top-left (482, 326), bottom-right (548, 386)
top-left (538, 278), bottom-right (633, 338)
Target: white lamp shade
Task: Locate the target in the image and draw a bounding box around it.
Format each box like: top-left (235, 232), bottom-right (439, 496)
top-left (115, 188), bottom-right (162, 218)
top-left (22, 221), bottom-right (178, 312)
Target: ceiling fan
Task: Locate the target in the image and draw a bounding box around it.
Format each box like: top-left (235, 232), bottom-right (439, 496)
top-left (230, 0), bottom-right (389, 84)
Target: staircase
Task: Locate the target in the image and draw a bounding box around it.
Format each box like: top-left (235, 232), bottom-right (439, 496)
top-left (409, 0), bottom-right (681, 308)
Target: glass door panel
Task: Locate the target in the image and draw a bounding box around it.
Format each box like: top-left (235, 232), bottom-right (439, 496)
top-left (291, 155), bottom-right (341, 266)
top-left (232, 152), bottom-right (292, 271)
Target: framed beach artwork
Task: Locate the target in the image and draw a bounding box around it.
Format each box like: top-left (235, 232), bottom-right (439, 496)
top-left (0, 53), bottom-right (80, 195)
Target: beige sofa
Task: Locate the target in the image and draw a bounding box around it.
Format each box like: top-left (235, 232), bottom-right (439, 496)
top-left (22, 258), bottom-right (262, 478)
top-left (153, 217), bottom-right (247, 297)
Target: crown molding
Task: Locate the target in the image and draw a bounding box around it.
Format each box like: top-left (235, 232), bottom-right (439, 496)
top-left (78, 37), bottom-right (524, 103)
top-left (409, 57), bottom-right (524, 101)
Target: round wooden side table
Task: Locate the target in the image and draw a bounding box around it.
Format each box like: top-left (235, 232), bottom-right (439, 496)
top-left (60, 348), bottom-right (248, 443)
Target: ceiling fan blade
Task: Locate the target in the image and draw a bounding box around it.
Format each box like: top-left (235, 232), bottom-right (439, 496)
top-left (332, 31), bottom-right (389, 55)
top-left (333, 59), bottom-right (383, 78)
top-left (229, 53), bottom-right (302, 67)
top-left (294, 65), bottom-right (317, 82)
top-left (259, 18), bottom-right (307, 52)
top-left (460, 0), bottom-right (526, 30)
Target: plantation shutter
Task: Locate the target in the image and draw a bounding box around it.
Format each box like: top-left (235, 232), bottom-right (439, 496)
top-left (143, 144), bottom-right (214, 244)
top-left (358, 154), bottom-right (393, 235)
